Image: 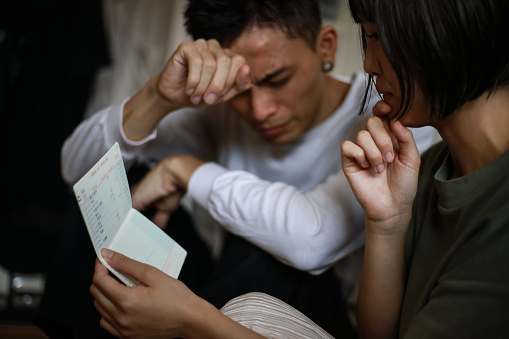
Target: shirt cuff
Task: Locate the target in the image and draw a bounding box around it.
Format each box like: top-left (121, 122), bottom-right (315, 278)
top-left (188, 162), bottom-right (228, 209)
top-left (106, 97), bottom-right (158, 154)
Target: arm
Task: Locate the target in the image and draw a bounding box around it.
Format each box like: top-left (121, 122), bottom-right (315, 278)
top-left (131, 154), bottom-right (366, 274)
top-left (122, 39), bottom-right (251, 142)
top-left (341, 114), bottom-right (421, 339)
top-left (61, 39), bottom-right (251, 184)
top-left (90, 249), bottom-right (266, 339)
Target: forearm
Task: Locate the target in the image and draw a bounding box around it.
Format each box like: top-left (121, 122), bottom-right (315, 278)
top-left (356, 223), bottom-right (407, 339)
top-left (162, 155), bottom-right (205, 191)
top-left (189, 166), bottom-right (365, 273)
top-left (123, 76), bottom-right (177, 141)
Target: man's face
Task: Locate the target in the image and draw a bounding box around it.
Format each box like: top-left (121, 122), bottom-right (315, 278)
top-left (227, 26), bottom-right (328, 144)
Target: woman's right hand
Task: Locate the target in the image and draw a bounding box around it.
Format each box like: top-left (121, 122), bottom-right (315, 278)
top-left (341, 101), bottom-right (421, 235)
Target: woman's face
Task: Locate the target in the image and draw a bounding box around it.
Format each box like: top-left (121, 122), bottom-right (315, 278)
top-left (362, 22), bottom-right (431, 127)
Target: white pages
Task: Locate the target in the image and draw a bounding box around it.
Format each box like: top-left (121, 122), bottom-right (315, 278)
top-left (73, 142), bottom-right (187, 286)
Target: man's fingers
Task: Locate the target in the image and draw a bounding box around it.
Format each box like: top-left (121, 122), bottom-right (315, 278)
top-left (218, 64), bottom-right (252, 102)
top-left (202, 40), bottom-right (234, 104)
top-left (222, 52), bottom-right (250, 92)
top-left (235, 64), bottom-right (252, 91)
top-left (189, 39), bottom-right (218, 105)
top-left (152, 210), bottom-right (171, 230)
top-left (181, 39), bottom-right (251, 106)
top-left (181, 40), bottom-right (205, 99)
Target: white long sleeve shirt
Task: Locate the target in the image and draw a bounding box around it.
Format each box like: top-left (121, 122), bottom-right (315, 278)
top-left (62, 72), bottom-right (438, 297)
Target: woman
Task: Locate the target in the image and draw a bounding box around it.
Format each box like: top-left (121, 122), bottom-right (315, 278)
top-left (342, 0), bottom-right (509, 338)
top-left (90, 0), bottom-right (509, 337)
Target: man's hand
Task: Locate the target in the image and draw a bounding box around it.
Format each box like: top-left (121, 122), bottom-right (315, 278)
top-left (123, 39), bottom-right (252, 141)
top-left (131, 155), bottom-right (205, 229)
top-left (158, 38), bottom-right (252, 108)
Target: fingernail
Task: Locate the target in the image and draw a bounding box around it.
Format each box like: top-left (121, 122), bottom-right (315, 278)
top-left (384, 152), bottom-right (394, 162)
top-left (186, 88), bottom-right (195, 96)
top-left (101, 248), bottom-right (114, 259)
top-left (376, 164), bottom-right (384, 174)
top-left (362, 161), bottom-right (370, 168)
top-left (191, 96), bottom-right (201, 105)
top-left (205, 93), bottom-right (217, 104)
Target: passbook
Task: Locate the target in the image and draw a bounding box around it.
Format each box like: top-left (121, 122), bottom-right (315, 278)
top-left (73, 142), bottom-right (187, 286)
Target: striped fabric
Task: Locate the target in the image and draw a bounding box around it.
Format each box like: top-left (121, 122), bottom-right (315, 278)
top-left (220, 292), bottom-right (335, 338)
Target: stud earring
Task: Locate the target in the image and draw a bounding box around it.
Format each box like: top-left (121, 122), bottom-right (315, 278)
top-left (322, 61), bottom-right (333, 72)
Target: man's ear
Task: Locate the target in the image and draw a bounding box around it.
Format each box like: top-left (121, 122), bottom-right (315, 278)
top-left (316, 25), bottom-right (338, 66)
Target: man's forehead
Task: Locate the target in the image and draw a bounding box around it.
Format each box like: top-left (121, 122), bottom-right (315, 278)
top-left (252, 65), bottom-right (291, 85)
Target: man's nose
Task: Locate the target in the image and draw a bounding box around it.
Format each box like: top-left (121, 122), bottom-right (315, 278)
top-left (251, 87), bottom-right (277, 122)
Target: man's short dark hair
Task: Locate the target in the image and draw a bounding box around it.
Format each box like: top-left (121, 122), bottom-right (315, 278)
top-left (349, 0), bottom-right (509, 120)
top-left (184, 0), bottom-right (322, 50)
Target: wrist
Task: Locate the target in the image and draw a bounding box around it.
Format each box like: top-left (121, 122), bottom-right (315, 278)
top-left (365, 210), bottom-right (412, 237)
top-left (163, 156), bottom-right (205, 191)
top-left (122, 76), bottom-right (177, 141)
top-left (180, 295), bottom-right (213, 339)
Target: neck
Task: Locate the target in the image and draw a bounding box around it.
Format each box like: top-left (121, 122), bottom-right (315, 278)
top-left (434, 87), bottom-right (509, 179)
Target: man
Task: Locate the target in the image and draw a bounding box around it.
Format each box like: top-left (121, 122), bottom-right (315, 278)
top-left (59, 0), bottom-right (437, 337)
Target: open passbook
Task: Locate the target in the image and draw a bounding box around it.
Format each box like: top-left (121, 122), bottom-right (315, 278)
top-left (73, 142), bottom-right (187, 287)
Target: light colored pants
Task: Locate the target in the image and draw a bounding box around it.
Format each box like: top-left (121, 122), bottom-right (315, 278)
top-left (221, 292), bottom-right (335, 339)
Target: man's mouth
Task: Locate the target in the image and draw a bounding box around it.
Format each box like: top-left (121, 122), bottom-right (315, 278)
top-left (260, 122), bottom-right (289, 138)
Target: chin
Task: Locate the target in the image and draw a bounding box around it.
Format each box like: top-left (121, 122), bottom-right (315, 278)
top-left (266, 132), bottom-right (299, 144)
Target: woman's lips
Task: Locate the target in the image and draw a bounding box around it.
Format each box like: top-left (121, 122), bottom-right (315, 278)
top-left (382, 93), bottom-right (393, 102)
top-left (376, 87), bottom-right (394, 104)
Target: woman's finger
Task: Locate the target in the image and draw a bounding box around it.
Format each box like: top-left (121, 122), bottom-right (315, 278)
top-left (355, 129), bottom-right (385, 174)
top-left (341, 140), bottom-right (371, 171)
top-left (365, 116), bottom-right (395, 166)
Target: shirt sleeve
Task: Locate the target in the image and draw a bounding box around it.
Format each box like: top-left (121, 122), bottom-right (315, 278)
top-left (61, 98), bottom-right (215, 185)
top-left (61, 99), bottom-right (153, 185)
top-left (188, 162), bottom-right (366, 275)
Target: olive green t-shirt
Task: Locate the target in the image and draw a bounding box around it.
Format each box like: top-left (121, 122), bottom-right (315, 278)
top-left (399, 141), bottom-right (509, 338)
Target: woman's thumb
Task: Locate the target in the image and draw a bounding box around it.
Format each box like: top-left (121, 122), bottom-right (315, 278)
top-left (101, 248), bottom-right (153, 285)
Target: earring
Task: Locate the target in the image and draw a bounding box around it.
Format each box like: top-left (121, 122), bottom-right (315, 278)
top-left (322, 61), bottom-right (333, 72)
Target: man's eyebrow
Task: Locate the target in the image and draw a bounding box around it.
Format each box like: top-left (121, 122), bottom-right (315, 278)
top-left (254, 66), bottom-right (289, 85)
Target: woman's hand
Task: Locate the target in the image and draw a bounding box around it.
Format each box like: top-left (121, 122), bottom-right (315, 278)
top-left (90, 250), bottom-right (266, 339)
top-left (341, 102), bottom-right (421, 235)
top-left (90, 250), bottom-right (199, 338)
top-left (342, 101), bottom-right (421, 338)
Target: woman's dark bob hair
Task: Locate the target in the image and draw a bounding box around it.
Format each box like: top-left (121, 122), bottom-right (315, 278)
top-left (349, 0), bottom-right (509, 120)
